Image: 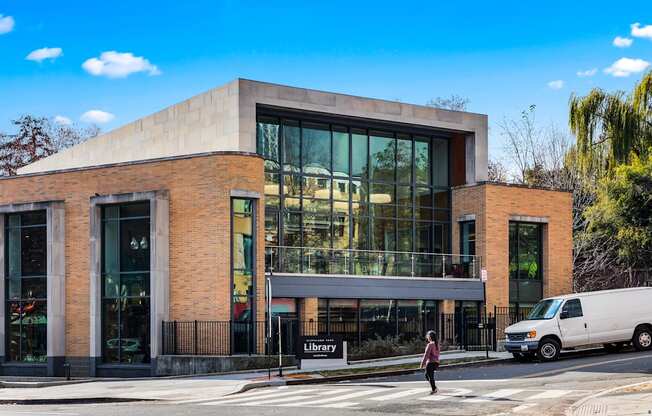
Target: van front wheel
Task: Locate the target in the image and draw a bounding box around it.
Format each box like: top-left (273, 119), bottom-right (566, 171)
top-left (537, 338), bottom-right (560, 361)
top-left (633, 327), bottom-right (652, 351)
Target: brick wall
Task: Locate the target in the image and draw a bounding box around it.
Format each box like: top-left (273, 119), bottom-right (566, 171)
top-left (452, 183), bottom-right (573, 310)
top-left (0, 153), bottom-right (265, 361)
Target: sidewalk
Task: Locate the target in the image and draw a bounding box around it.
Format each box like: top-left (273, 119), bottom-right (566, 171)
top-left (567, 380), bottom-right (652, 416)
top-left (0, 350), bottom-right (511, 404)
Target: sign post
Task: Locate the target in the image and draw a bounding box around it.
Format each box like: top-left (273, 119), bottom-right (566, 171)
top-left (278, 315), bottom-right (283, 377)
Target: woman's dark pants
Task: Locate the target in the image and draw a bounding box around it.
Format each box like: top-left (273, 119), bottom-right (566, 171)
top-left (425, 362), bottom-right (438, 391)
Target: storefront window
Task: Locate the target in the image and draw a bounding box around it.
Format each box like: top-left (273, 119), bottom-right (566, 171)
top-left (101, 202), bottom-right (150, 364)
top-left (5, 211), bottom-right (47, 363)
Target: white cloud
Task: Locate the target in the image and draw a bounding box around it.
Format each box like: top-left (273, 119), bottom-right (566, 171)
top-left (0, 15), bottom-right (14, 34)
top-left (54, 115), bottom-right (72, 126)
top-left (547, 80), bottom-right (564, 90)
top-left (631, 22), bottom-right (652, 39)
top-left (577, 68), bottom-right (598, 77)
top-left (82, 51), bottom-right (161, 78)
top-left (604, 57), bottom-right (651, 77)
top-left (26, 47), bottom-right (63, 62)
top-left (613, 36), bottom-right (633, 48)
top-left (80, 110), bottom-right (115, 124)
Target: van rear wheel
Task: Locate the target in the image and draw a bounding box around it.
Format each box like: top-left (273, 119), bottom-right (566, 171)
top-left (633, 327), bottom-right (652, 351)
top-left (537, 338), bottom-right (560, 361)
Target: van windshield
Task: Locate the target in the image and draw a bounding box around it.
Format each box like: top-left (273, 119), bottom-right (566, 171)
top-left (527, 299), bottom-right (564, 320)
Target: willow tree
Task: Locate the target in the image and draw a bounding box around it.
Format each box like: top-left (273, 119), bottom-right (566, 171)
top-left (569, 70), bottom-right (652, 171)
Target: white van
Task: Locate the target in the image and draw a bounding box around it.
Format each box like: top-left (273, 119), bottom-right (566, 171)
top-left (504, 287), bottom-right (652, 361)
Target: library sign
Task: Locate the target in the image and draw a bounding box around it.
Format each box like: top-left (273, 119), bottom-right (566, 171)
top-left (297, 336), bottom-right (343, 359)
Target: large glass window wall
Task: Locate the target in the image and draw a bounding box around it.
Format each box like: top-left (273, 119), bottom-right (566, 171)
top-left (259, 113), bottom-right (451, 266)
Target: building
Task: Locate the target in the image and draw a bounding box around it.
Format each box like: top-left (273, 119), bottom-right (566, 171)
top-left (0, 79), bottom-right (572, 377)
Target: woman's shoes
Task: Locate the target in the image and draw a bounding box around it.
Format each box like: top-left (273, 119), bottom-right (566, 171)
top-left (430, 388), bottom-right (438, 395)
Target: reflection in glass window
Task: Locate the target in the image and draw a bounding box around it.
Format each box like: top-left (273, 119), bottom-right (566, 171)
top-left (396, 136), bottom-right (412, 184)
top-left (332, 126), bottom-right (349, 177)
top-left (256, 116), bottom-right (279, 170)
top-left (5, 211), bottom-right (47, 363)
top-left (351, 130), bottom-right (368, 179)
top-left (101, 202), bottom-right (150, 364)
top-left (256, 113), bottom-right (453, 270)
top-left (282, 120), bottom-right (300, 172)
top-left (509, 222), bottom-right (544, 306)
top-left (370, 132), bottom-right (395, 183)
top-left (302, 123), bottom-right (331, 175)
top-left (232, 199), bottom-right (256, 354)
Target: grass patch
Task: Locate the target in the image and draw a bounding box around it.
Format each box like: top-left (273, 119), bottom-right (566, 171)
top-left (317, 356), bottom-right (491, 377)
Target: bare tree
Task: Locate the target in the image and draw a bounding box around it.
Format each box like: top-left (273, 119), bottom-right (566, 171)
top-left (487, 159), bottom-right (509, 182)
top-left (426, 95), bottom-right (470, 112)
top-left (0, 115), bottom-right (99, 176)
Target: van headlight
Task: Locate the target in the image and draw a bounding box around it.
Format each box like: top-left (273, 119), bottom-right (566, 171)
top-left (526, 330), bottom-right (537, 339)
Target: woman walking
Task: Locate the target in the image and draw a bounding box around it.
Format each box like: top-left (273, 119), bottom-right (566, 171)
top-left (420, 330), bottom-right (440, 394)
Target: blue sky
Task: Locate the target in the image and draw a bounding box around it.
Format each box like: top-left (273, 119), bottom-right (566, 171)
top-left (1, 1), bottom-right (651, 159)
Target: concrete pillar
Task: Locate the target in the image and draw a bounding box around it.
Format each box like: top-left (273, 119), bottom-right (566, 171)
top-left (47, 202), bottom-right (66, 376)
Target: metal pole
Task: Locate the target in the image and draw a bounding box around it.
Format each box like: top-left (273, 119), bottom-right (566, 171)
top-left (483, 281), bottom-right (489, 359)
top-left (267, 275), bottom-right (272, 380)
top-left (278, 315), bottom-right (283, 377)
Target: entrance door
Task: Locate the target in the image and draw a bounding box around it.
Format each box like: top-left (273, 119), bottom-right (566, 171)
top-left (558, 299), bottom-right (588, 347)
top-left (232, 198), bottom-right (256, 354)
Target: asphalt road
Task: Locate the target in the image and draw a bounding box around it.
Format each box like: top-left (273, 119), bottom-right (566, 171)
top-left (1, 348), bottom-right (650, 416)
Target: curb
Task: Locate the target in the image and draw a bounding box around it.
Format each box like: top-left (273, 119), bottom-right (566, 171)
top-left (565, 379), bottom-right (652, 416)
top-left (0, 397), bottom-right (157, 405)
top-left (0, 379), bottom-right (96, 389)
top-left (232, 356), bottom-right (512, 393)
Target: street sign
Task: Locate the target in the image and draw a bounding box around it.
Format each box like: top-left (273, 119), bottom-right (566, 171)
top-left (297, 336), bottom-right (343, 359)
top-left (481, 269), bottom-right (488, 282)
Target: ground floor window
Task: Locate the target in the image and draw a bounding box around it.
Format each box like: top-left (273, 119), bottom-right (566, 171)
top-left (5, 211), bottom-right (47, 363)
top-left (101, 202), bottom-right (151, 364)
top-left (509, 222), bottom-right (544, 304)
top-left (232, 198), bottom-right (256, 354)
top-left (317, 298), bottom-right (438, 345)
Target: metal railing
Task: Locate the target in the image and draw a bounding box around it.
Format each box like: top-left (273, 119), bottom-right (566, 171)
top-left (265, 246), bottom-right (482, 279)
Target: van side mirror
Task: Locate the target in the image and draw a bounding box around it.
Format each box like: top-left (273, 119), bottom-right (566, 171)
top-left (559, 310), bottom-right (569, 319)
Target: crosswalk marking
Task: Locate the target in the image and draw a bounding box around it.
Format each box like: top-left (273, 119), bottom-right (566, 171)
top-left (246, 395), bottom-right (315, 406)
top-left (278, 389), bottom-right (381, 407)
top-left (418, 388), bottom-right (473, 401)
top-left (199, 389), bottom-right (316, 405)
top-left (196, 386), bottom-right (579, 408)
top-left (526, 390), bottom-right (570, 400)
top-left (463, 389), bottom-right (524, 403)
top-left (369, 388), bottom-right (429, 401)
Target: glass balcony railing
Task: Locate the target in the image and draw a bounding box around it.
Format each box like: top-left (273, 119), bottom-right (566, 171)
top-left (265, 246), bottom-right (481, 279)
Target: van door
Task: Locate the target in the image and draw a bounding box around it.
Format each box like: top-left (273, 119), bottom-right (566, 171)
top-left (557, 299), bottom-right (589, 347)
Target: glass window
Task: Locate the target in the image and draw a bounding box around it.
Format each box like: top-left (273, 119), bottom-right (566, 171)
top-left (432, 138), bottom-right (449, 187)
top-left (282, 120), bottom-right (300, 173)
top-left (351, 129), bottom-right (368, 179)
top-left (415, 138), bottom-right (431, 186)
top-left (370, 132), bottom-right (395, 183)
top-left (332, 126), bottom-right (349, 177)
top-left (257, 112), bottom-right (453, 269)
top-left (5, 212), bottom-right (47, 363)
top-left (257, 116), bottom-right (279, 171)
top-left (509, 222), bottom-right (544, 305)
top-left (232, 198), bottom-right (256, 353)
top-left (302, 122), bottom-right (331, 175)
top-left (360, 299), bottom-right (396, 340)
top-left (396, 136), bottom-right (412, 185)
top-left (101, 202), bottom-right (150, 364)
top-left (561, 299), bottom-right (583, 318)
top-left (460, 221), bottom-right (476, 257)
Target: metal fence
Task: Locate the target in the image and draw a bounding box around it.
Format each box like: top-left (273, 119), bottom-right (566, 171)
top-left (161, 308), bottom-right (533, 356)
